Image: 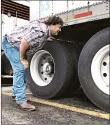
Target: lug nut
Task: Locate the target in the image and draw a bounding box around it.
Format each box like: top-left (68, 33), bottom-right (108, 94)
top-left (103, 62), bottom-right (107, 66)
top-left (103, 73), bottom-right (107, 77)
top-left (45, 78), bottom-right (47, 80)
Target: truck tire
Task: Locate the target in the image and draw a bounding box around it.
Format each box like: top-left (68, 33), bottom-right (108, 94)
top-left (26, 41), bottom-right (79, 99)
top-left (78, 27), bottom-right (109, 112)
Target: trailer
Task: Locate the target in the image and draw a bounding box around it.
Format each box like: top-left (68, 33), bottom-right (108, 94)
top-left (2, 1), bottom-right (110, 112)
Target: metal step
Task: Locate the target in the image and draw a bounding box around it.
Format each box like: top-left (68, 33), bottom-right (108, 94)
top-left (1, 75), bottom-right (13, 78)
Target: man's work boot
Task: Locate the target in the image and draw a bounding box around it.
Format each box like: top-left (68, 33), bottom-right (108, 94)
top-left (19, 100), bottom-right (36, 111)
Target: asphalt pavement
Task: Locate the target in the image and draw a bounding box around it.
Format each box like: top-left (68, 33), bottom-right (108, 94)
top-left (1, 86), bottom-right (110, 124)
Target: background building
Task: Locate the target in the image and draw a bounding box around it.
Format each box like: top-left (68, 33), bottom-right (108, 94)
top-left (1, 0), bottom-right (29, 37)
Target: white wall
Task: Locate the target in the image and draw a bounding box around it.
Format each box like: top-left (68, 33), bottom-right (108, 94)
top-left (30, 1), bottom-right (39, 21)
top-left (2, 14), bottom-right (29, 37)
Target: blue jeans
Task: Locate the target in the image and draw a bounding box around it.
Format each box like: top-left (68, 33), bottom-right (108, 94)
top-left (2, 40), bottom-right (27, 104)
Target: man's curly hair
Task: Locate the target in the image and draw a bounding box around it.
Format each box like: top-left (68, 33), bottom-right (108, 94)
top-left (44, 15), bottom-right (63, 26)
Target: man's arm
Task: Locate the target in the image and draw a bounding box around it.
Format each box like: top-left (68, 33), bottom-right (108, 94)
top-left (20, 39), bottom-right (30, 61)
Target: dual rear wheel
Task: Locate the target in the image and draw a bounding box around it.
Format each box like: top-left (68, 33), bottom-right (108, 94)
top-left (26, 27), bottom-right (109, 112)
top-left (26, 41), bottom-right (79, 98)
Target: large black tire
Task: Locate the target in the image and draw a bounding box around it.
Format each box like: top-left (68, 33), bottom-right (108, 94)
top-left (26, 40), bottom-right (79, 99)
top-left (78, 27), bottom-right (110, 112)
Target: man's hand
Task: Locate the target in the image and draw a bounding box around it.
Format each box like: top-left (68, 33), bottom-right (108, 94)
top-left (47, 37), bottom-right (55, 41)
top-left (20, 59), bottom-right (29, 69)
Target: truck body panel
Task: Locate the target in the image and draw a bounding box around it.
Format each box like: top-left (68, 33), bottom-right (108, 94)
top-left (30, 1), bottom-right (109, 26)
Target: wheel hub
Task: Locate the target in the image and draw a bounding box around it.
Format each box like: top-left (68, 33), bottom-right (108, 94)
top-left (101, 54), bottom-right (109, 87)
top-left (91, 45), bottom-right (109, 95)
top-left (30, 50), bottom-right (55, 86)
top-left (43, 62), bottom-right (52, 74)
